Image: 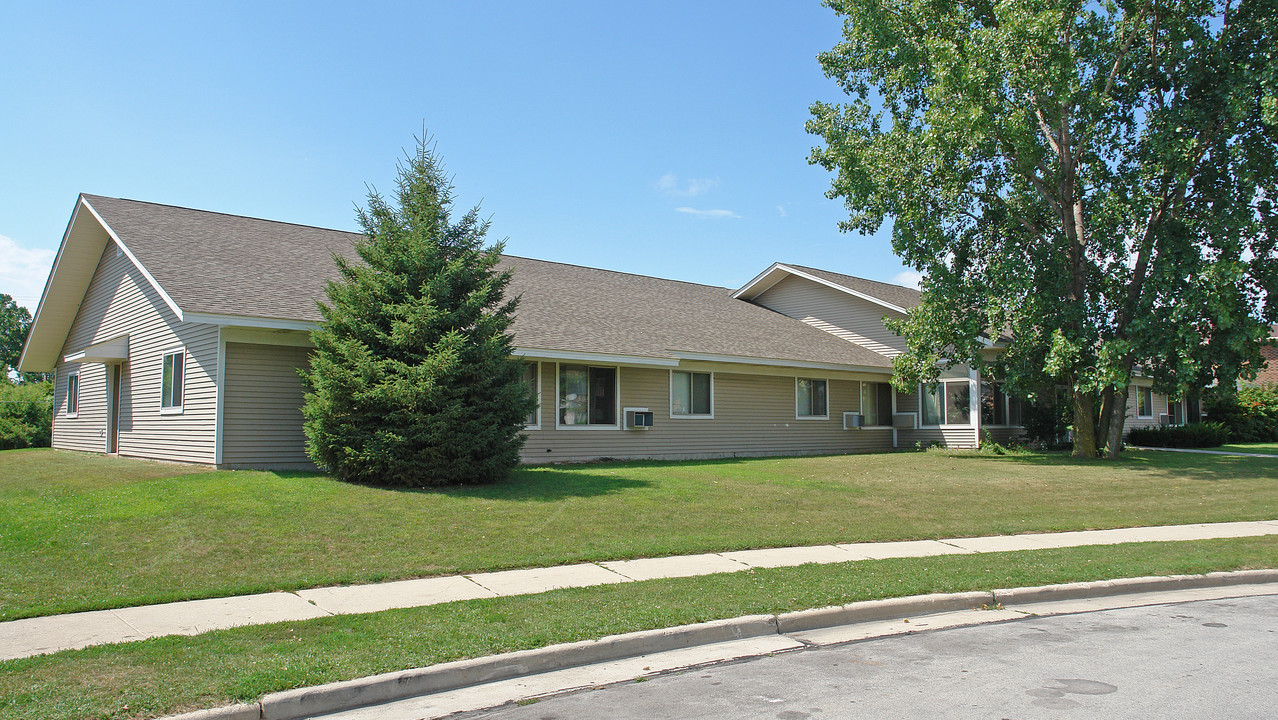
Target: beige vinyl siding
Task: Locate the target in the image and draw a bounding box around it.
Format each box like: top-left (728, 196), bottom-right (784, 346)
top-left (52, 362), bottom-right (102, 451)
top-left (52, 240), bottom-right (218, 463)
top-left (221, 342), bottom-right (314, 468)
top-left (519, 363), bottom-right (896, 463)
top-left (1123, 384), bottom-right (1168, 433)
top-left (897, 428), bottom-right (978, 449)
top-left (750, 274), bottom-right (907, 357)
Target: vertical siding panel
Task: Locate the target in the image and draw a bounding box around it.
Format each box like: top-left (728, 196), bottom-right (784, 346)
top-left (221, 342), bottom-right (314, 467)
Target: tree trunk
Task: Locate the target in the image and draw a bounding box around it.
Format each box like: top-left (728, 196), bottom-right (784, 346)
top-left (1071, 389), bottom-right (1098, 458)
top-left (1097, 385), bottom-right (1115, 449)
top-left (1104, 386), bottom-right (1130, 459)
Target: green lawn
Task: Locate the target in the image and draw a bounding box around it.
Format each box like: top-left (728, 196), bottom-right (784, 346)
top-left (1218, 442), bottom-right (1278, 455)
top-left (2, 447), bottom-right (1277, 621)
top-left (3, 535), bottom-right (1275, 720)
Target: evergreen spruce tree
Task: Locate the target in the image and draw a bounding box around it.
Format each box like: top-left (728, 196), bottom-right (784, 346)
top-left (301, 134), bottom-right (535, 486)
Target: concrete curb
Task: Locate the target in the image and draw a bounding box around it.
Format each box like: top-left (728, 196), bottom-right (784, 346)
top-left (162, 704), bottom-right (260, 720)
top-left (775, 590), bottom-right (994, 634)
top-left (161, 570), bottom-right (1278, 720)
top-left (991, 568), bottom-right (1278, 605)
top-left (258, 614), bottom-right (778, 719)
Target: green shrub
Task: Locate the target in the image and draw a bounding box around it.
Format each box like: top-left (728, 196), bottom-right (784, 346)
top-left (1126, 421), bottom-right (1230, 448)
top-left (1203, 384), bottom-right (1278, 443)
top-left (0, 379), bottom-right (52, 450)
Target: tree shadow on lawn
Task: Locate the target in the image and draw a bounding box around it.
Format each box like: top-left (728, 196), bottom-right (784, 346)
top-left (941, 449), bottom-right (1276, 483)
top-left (272, 467), bottom-right (656, 502)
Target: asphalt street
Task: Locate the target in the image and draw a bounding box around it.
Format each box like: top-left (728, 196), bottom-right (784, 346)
top-left (461, 594), bottom-right (1278, 720)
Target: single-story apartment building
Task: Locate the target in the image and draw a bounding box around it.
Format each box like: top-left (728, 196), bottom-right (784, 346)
top-left (18, 195), bottom-right (1174, 468)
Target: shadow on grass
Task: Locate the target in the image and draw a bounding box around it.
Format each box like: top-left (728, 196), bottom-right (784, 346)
top-left (269, 468), bottom-right (655, 502)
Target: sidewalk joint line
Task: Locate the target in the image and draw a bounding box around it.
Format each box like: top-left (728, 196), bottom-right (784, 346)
top-left (108, 609), bottom-right (145, 635)
top-left (592, 562), bottom-right (637, 582)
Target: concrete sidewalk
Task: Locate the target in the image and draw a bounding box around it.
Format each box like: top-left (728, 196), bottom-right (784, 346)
top-left (4, 519), bottom-right (1277, 661)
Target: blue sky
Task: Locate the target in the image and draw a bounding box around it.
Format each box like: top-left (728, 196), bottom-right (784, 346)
top-left (0, 1), bottom-right (916, 312)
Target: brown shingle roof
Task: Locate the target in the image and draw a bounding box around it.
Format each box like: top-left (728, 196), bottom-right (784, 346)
top-left (85, 194), bottom-right (363, 322)
top-left (783, 263), bottom-right (922, 310)
top-left (83, 195), bottom-right (892, 369)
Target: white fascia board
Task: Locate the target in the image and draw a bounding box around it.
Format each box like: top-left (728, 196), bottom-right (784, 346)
top-left (183, 312), bottom-right (319, 332)
top-left (671, 351), bottom-right (893, 375)
top-left (79, 197), bottom-right (186, 322)
top-left (18, 201), bottom-right (88, 371)
top-left (731, 262), bottom-right (789, 300)
top-left (512, 348), bottom-right (680, 367)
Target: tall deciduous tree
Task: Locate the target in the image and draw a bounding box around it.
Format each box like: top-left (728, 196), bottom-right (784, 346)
top-left (1, 293), bottom-right (50, 383)
top-left (301, 134), bottom-right (535, 485)
top-left (809, 0), bottom-right (1278, 457)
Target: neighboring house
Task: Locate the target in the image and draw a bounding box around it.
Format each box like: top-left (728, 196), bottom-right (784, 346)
top-left (18, 195), bottom-right (1169, 468)
top-left (1244, 325), bottom-right (1278, 387)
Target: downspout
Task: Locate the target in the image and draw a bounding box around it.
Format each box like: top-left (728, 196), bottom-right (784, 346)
top-left (970, 367), bottom-right (982, 448)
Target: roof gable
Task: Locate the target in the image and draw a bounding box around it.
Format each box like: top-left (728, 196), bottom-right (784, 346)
top-left (733, 262), bottom-right (921, 313)
top-left (19, 196), bottom-right (183, 371)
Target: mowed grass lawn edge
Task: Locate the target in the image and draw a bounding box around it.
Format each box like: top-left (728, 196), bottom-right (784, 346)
top-left (1217, 442), bottom-right (1278, 455)
top-left (2, 447), bottom-right (1277, 620)
top-left (3, 536), bottom-right (1276, 720)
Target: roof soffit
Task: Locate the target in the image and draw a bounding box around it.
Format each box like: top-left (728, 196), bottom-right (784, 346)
top-left (19, 196), bottom-right (186, 372)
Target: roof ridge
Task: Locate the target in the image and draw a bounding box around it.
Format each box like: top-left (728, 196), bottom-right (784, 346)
top-left (82, 196), bottom-right (735, 292)
top-left (82, 194), bottom-right (365, 238)
top-left (501, 254), bottom-right (732, 292)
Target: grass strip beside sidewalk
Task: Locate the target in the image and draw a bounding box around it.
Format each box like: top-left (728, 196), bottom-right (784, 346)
top-left (3, 535), bottom-right (1276, 720)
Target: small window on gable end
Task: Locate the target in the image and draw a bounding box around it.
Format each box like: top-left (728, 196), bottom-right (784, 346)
top-left (161, 350), bottom-right (184, 413)
top-left (67, 373), bottom-right (79, 417)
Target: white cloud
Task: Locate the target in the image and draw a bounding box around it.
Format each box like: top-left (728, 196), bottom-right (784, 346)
top-left (892, 270), bottom-right (924, 289)
top-left (0, 234), bottom-right (56, 310)
top-left (776, 205), bottom-right (787, 217)
top-left (656, 173), bottom-right (720, 197)
top-left (674, 207), bottom-right (740, 219)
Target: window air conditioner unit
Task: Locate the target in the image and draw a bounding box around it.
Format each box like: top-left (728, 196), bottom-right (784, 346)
top-left (892, 412), bottom-right (916, 429)
top-left (624, 408), bottom-right (654, 430)
top-left (1158, 413), bottom-right (1171, 426)
top-left (843, 412), bottom-right (865, 429)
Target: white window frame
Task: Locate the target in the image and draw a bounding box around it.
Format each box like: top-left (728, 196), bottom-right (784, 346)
top-left (669, 370), bottom-right (714, 419)
top-left (555, 363), bottom-right (621, 430)
top-left (523, 361), bottom-right (542, 430)
top-left (1136, 386), bottom-right (1154, 419)
top-left (795, 377), bottom-right (829, 420)
top-left (66, 371), bottom-right (79, 418)
top-left (919, 380), bottom-right (975, 427)
top-left (859, 380), bottom-right (895, 429)
top-left (160, 348), bottom-right (185, 415)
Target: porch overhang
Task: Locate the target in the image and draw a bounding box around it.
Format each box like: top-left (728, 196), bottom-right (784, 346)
top-left (64, 335), bottom-right (129, 364)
